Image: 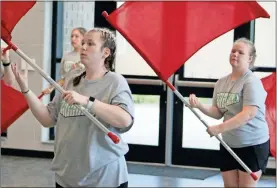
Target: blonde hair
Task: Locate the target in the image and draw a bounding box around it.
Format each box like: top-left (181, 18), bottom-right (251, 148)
top-left (234, 37), bottom-right (256, 68)
top-left (72, 27), bottom-right (87, 36)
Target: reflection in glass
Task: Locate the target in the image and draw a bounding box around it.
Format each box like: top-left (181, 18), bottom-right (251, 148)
top-left (115, 2), bottom-right (157, 76)
top-left (184, 31), bottom-right (234, 79)
top-left (254, 72), bottom-right (272, 79)
top-left (182, 98), bottom-right (223, 150)
top-left (255, 2), bottom-right (276, 68)
top-left (121, 95), bottom-right (160, 146)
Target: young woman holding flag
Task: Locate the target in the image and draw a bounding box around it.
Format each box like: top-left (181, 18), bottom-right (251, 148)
top-left (189, 38), bottom-right (270, 187)
top-left (12, 27), bottom-right (134, 188)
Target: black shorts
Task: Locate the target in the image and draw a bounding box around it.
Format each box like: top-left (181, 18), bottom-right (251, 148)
top-left (219, 140), bottom-right (270, 173)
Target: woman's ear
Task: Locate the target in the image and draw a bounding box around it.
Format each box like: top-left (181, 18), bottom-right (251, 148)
top-left (103, 47), bottom-right (111, 59)
top-left (248, 55), bottom-right (253, 64)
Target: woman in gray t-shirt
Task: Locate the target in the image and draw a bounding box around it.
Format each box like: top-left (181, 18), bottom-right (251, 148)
top-left (189, 37), bottom-right (269, 187)
top-left (11, 28), bottom-right (134, 188)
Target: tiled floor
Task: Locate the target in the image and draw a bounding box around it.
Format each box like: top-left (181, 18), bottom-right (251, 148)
top-left (128, 173), bottom-right (276, 187)
top-left (200, 173), bottom-right (276, 187)
top-left (1, 156), bottom-right (276, 187)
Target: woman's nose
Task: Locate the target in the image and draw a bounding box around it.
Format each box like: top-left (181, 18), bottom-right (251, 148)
top-left (232, 52), bottom-right (238, 57)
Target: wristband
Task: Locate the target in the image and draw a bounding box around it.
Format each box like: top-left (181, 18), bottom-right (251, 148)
top-left (22, 89), bottom-right (30, 94)
top-left (89, 96), bottom-right (95, 102)
top-left (2, 60), bottom-right (11, 67)
top-left (86, 96), bottom-right (95, 113)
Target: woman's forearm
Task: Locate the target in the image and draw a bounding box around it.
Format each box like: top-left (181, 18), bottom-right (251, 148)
top-left (24, 90), bottom-right (54, 127)
top-left (198, 104), bottom-right (223, 120)
top-left (3, 66), bottom-right (15, 86)
top-left (218, 106), bottom-right (258, 133)
top-left (92, 100), bottom-right (132, 128)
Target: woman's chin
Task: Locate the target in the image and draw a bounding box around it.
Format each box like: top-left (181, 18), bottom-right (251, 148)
top-left (80, 59), bottom-right (88, 66)
top-left (72, 44), bottom-right (81, 50)
top-left (230, 61), bottom-right (237, 67)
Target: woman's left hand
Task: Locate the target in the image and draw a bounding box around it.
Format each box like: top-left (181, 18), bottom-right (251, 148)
top-left (207, 125), bottom-right (221, 137)
top-left (63, 90), bottom-right (88, 105)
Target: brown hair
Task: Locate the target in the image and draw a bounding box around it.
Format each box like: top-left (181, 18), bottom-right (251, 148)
top-left (92, 27), bottom-right (116, 71)
top-left (73, 27), bottom-right (116, 86)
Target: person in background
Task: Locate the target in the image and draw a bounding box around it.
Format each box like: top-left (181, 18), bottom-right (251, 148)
top-left (42, 27), bottom-right (87, 95)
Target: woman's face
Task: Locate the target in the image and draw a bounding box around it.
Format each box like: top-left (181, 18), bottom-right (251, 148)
top-left (229, 41), bottom-right (252, 70)
top-left (71, 29), bottom-right (84, 50)
top-left (80, 31), bottom-right (109, 68)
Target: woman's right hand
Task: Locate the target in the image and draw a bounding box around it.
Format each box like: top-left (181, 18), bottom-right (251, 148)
top-left (1, 48), bottom-right (10, 63)
top-left (11, 64), bottom-right (28, 92)
top-left (189, 94), bottom-right (201, 108)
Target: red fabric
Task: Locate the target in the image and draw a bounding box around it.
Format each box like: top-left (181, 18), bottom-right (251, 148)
top-left (105, 2), bottom-right (270, 81)
top-left (1, 81), bottom-right (43, 133)
top-left (1, 1), bottom-right (39, 133)
top-left (261, 73), bottom-right (276, 158)
top-left (1, 1), bottom-right (36, 41)
top-left (1, 81), bottom-right (28, 133)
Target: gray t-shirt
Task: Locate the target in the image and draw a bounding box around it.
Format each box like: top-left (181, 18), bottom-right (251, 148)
top-left (60, 51), bottom-right (84, 79)
top-left (212, 69), bottom-right (269, 148)
top-left (47, 71), bottom-right (134, 187)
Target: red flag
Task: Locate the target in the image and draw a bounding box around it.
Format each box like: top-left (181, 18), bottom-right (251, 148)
top-left (1, 81), bottom-right (29, 133)
top-left (1, 1), bottom-right (37, 132)
top-left (1, 81), bottom-right (43, 133)
top-left (261, 73), bottom-right (276, 158)
top-left (103, 2), bottom-right (270, 81)
top-left (1, 1), bottom-right (36, 41)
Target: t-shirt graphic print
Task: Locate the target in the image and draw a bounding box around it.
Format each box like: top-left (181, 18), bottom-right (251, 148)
top-left (216, 92), bottom-right (240, 113)
top-left (59, 99), bottom-right (85, 117)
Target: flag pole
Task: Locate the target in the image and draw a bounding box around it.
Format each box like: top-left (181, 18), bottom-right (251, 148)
top-left (164, 80), bottom-right (258, 181)
top-left (2, 38), bottom-right (120, 144)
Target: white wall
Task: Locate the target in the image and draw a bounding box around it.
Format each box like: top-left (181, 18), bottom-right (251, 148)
top-left (1, 1), bottom-right (96, 152)
top-left (1, 2), bottom-right (53, 152)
